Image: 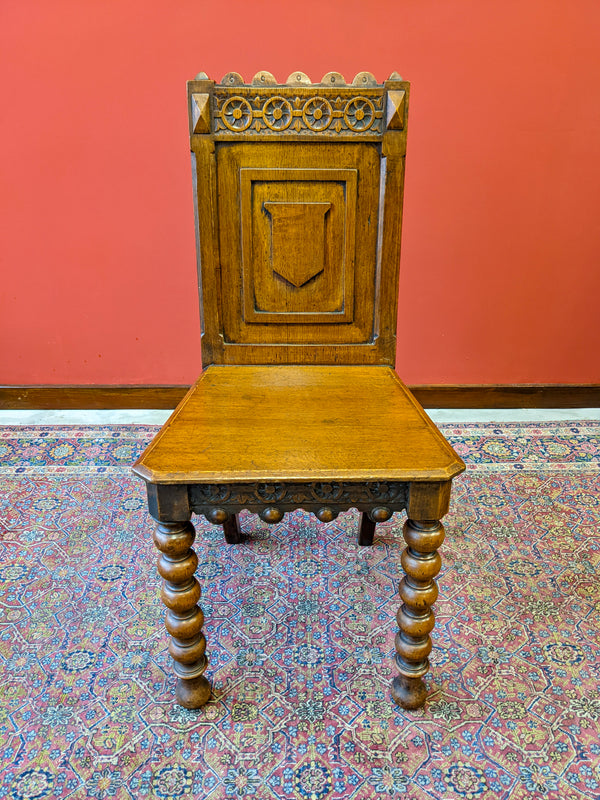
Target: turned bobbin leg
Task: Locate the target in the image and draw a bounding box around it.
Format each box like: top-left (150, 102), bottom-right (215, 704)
top-left (392, 518), bottom-right (445, 710)
top-left (152, 520), bottom-right (211, 708)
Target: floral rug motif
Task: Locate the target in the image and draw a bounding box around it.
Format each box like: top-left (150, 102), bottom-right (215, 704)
top-left (0, 422), bottom-right (599, 799)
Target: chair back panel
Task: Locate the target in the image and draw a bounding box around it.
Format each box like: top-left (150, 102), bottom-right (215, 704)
top-left (188, 72), bottom-right (409, 367)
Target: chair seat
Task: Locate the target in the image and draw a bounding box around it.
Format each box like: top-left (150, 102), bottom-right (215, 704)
top-left (133, 365), bottom-right (463, 484)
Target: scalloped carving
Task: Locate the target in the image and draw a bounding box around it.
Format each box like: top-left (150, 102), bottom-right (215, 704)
top-left (221, 71), bottom-right (244, 86)
top-left (211, 70), bottom-right (405, 89)
top-left (352, 71), bottom-right (377, 86)
top-left (252, 70), bottom-right (277, 86)
top-left (286, 71), bottom-right (311, 85)
top-left (321, 71), bottom-right (346, 85)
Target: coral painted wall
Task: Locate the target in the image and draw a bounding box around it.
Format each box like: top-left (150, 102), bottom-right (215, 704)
top-left (2, 0), bottom-right (600, 385)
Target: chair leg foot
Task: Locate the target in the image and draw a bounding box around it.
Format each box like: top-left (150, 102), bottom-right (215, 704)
top-left (392, 518), bottom-right (445, 710)
top-left (153, 520), bottom-right (211, 709)
top-left (391, 674), bottom-right (428, 710)
top-left (223, 513), bottom-right (243, 543)
top-left (176, 674), bottom-right (211, 709)
top-left (358, 512), bottom-right (375, 546)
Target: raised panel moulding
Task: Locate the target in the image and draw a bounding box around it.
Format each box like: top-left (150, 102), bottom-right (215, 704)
top-left (239, 167), bottom-right (357, 327)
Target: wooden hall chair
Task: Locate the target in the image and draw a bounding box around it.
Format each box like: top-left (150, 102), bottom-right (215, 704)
top-left (133, 69), bottom-right (465, 712)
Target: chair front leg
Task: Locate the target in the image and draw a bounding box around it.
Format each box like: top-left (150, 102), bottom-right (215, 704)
top-left (392, 518), bottom-right (445, 710)
top-left (153, 520), bottom-right (211, 708)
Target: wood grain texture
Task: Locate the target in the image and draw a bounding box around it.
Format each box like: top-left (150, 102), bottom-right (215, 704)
top-left (133, 365), bottom-right (464, 484)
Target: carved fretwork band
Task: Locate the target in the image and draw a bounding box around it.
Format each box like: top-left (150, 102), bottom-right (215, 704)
top-left (392, 519), bottom-right (445, 710)
top-left (189, 70), bottom-right (407, 139)
top-left (152, 521), bottom-right (211, 708)
top-left (189, 480), bottom-right (408, 524)
top-left (213, 88), bottom-right (386, 137)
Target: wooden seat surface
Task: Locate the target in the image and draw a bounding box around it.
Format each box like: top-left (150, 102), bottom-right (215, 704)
top-left (133, 365), bottom-right (464, 484)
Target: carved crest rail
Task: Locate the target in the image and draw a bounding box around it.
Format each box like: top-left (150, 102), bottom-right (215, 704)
top-left (189, 70), bottom-right (407, 141)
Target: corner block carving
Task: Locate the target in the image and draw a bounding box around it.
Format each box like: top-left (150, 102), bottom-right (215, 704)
top-left (191, 93), bottom-right (211, 134)
top-left (386, 90), bottom-right (406, 131)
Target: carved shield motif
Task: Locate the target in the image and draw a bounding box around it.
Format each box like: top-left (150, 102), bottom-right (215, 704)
top-left (264, 202), bottom-right (331, 288)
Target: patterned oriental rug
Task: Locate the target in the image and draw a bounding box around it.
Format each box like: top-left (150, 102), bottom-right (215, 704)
top-left (0, 422), bottom-right (599, 800)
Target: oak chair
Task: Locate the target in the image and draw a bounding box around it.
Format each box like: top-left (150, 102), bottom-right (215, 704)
top-left (133, 69), bottom-right (465, 711)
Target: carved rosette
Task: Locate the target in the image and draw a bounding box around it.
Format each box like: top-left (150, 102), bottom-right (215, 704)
top-left (256, 482), bottom-right (287, 503)
top-left (213, 89), bottom-right (385, 137)
top-left (194, 485), bottom-right (231, 504)
top-left (220, 96), bottom-right (253, 131)
top-left (344, 97), bottom-right (376, 131)
top-left (262, 96), bottom-right (293, 131)
top-left (302, 97), bottom-right (333, 131)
